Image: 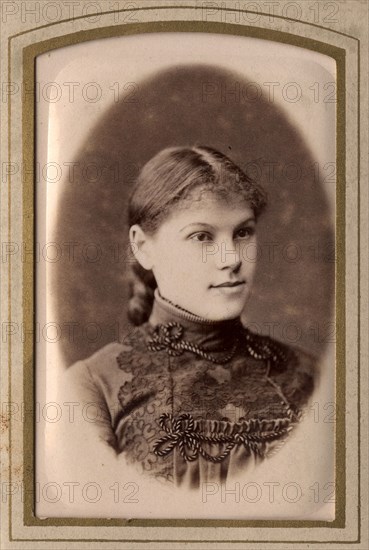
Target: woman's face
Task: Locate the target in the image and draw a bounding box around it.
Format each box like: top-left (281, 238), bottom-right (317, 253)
top-left (137, 195), bottom-right (258, 320)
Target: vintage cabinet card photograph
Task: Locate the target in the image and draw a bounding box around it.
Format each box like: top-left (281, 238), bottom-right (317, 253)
top-left (1, 1), bottom-right (368, 549)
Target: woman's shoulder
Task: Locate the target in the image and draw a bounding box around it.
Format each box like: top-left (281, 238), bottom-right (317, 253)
top-left (239, 325), bottom-right (318, 409)
top-left (67, 325), bottom-right (148, 377)
top-left (63, 327), bottom-right (150, 406)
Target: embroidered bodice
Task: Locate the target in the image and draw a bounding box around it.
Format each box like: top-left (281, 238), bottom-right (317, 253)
top-left (65, 291), bottom-right (316, 488)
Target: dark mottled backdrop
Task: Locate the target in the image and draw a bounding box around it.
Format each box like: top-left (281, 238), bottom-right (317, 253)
top-left (53, 65), bottom-right (335, 366)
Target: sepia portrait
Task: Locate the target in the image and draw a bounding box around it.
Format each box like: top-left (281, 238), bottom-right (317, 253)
top-left (33, 30), bottom-right (338, 520)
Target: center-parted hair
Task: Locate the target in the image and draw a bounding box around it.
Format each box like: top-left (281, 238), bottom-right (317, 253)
top-left (127, 145), bottom-right (267, 325)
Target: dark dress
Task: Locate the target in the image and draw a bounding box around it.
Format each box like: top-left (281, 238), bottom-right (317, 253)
top-left (65, 290), bottom-right (316, 488)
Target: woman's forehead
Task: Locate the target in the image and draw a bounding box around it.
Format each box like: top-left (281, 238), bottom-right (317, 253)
top-left (164, 196), bottom-right (255, 229)
top-left (179, 190), bottom-right (252, 211)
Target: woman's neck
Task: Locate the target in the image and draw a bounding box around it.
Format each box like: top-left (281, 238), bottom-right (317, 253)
top-left (152, 288), bottom-right (240, 325)
top-left (156, 289), bottom-right (229, 324)
top-left (147, 288), bottom-right (242, 352)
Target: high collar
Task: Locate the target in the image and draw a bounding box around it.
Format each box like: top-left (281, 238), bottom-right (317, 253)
top-left (148, 289), bottom-right (242, 352)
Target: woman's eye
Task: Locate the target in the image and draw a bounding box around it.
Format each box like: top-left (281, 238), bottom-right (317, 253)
top-left (236, 227), bottom-right (255, 239)
top-left (190, 232), bottom-right (212, 242)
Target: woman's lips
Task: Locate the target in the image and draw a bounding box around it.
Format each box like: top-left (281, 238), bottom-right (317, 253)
top-left (210, 282), bottom-right (246, 294)
top-left (212, 281), bottom-right (245, 288)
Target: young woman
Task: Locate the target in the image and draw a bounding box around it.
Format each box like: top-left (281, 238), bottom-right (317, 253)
top-left (66, 145), bottom-right (316, 488)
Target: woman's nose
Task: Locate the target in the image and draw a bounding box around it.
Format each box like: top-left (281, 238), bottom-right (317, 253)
top-left (215, 240), bottom-right (242, 270)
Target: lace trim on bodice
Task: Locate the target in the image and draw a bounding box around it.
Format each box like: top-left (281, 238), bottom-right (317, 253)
top-left (115, 301), bottom-right (315, 474)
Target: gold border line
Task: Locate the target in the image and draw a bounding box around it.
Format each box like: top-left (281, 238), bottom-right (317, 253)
top-left (7, 17), bottom-right (12, 547)
top-left (21, 17), bottom-right (347, 535)
top-left (6, 10), bottom-right (359, 542)
top-left (356, 39), bottom-right (361, 545)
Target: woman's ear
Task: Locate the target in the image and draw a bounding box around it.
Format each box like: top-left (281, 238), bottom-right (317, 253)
top-left (129, 225), bottom-right (154, 270)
